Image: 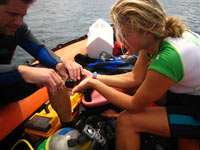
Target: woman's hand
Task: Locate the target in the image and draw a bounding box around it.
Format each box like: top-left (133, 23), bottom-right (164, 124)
top-left (71, 69), bottom-right (96, 93)
top-left (72, 77), bottom-right (93, 94)
top-left (18, 65), bottom-right (64, 95)
top-left (56, 60), bottom-right (84, 81)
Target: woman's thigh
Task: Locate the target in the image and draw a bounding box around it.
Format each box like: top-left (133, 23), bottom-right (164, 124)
top-left (118, 106), bottom-right (170, 137)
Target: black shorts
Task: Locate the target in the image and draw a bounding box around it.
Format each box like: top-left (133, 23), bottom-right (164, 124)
top-left (166, 91), bottom-right (200, 139)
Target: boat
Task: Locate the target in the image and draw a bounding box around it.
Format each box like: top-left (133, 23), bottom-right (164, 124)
top-left (0, 33), bottom-right (173, 150)
top-left (1, 19), bottom-right (198, 149)
top-left (0, 19), bottom-right (124, 150)
top-left (0, 29), bottom-right (175, 150)
top-left (0, 35), bottom-right (89, 149)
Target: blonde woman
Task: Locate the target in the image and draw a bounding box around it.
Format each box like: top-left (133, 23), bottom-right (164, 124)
top-left (73, 0), bottom-right (200, 149)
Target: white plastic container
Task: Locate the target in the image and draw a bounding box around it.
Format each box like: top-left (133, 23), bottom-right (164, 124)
top-left (87, 19), bottom-right (114, 59)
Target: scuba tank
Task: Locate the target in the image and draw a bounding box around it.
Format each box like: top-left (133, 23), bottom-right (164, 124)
top-left (36, 128), bottom-right (92, 150)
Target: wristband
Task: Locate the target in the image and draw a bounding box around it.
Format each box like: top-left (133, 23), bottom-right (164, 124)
top-left (92, 72), bottom-right (97, 79)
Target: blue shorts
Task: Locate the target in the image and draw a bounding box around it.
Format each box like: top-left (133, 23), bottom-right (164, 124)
top-left (166, 91), bottom-right (200, 139)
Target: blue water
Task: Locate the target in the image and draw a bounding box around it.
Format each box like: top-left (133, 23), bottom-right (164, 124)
top-left (160, 0), bottom-right (200, 33)
top-left (13, 0), bottom-right (200, 63)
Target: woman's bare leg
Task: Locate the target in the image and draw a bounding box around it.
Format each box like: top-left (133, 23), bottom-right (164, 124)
top-left (116, 106), bottom-right (170, 150)
top-left (49, 87), bottom-right (72, 122)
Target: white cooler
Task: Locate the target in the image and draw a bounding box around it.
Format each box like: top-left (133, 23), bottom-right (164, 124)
top-left (87, 19), bottom-right (114, 59)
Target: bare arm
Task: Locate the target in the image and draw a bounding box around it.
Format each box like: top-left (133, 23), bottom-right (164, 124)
top-left (73, 69), bottom-right (174, 112)
top-left (18, 65), bottom-right (64, 95)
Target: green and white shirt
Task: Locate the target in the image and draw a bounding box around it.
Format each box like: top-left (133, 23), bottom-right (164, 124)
top-left (148, 31), bottom-right (200, 95)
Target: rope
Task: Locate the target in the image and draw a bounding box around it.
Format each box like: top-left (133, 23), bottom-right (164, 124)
top-left (10, 139), bottom-right (34, 150)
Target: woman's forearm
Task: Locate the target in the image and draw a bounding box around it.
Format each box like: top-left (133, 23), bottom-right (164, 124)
top-left (89, 79), bottom-right (134, 110)
top-left (97, 71), bottom-right (140, 88)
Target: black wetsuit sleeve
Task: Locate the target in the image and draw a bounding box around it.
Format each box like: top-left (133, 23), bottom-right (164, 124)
top-left (18, 23), bottom-right (62, 69)
top-left (0, 64), bottom-right (39, 106)
top-left (0, 23), bottom-right (62, 85)
top-left (0, 64), bottom-right (22, 85)
top-left (0, 23), bottom-right (62, 105)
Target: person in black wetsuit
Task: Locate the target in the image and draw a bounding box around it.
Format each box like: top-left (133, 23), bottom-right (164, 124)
top-left (0, 0), bottom-right (84, 122)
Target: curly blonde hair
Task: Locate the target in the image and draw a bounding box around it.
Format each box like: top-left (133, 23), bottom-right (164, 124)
top-left (110, 0), bottom-right (187, 56)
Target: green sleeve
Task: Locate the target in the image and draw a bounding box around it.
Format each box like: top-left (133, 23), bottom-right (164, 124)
top-left (148, 40), bottom-right (184, 82)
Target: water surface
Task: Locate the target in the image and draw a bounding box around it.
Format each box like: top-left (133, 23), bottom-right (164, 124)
top-left (13, 0), bottom-right (200, 63)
